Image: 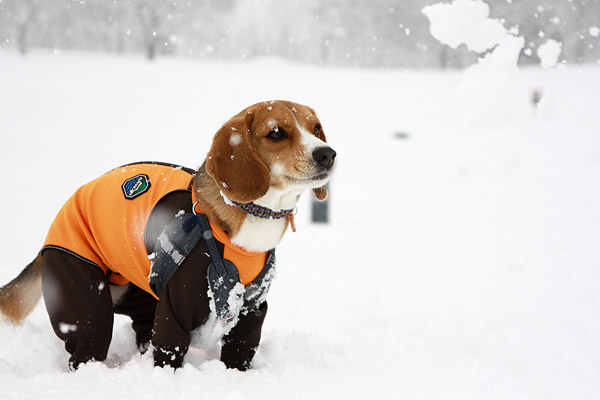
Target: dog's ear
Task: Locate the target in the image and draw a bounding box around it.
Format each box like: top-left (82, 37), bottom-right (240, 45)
top-left (313, 185), bottom-right (328, 201)
top-left (206, 109), bottom-right (271, 203)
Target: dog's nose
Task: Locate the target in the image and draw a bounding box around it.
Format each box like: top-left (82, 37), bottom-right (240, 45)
top-left (313, 147), bottom-right (337, 169)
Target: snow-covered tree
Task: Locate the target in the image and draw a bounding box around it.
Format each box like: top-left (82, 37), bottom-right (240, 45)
top-left (0, 0), bottom-right (597, 67)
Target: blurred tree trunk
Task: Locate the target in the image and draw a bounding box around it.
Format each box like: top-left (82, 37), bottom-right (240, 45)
top-left (134, 0), bottom-right (195, 61)
top-left (10, 0), bottom-right (41, 55)
top-left (440, 44), bottom-right (449, 69)
top-left (16, 22), bottom-right (28, 54)
top-left (136, 1), bottom-right (160, 60)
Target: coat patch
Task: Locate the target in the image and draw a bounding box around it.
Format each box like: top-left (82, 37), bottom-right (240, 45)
top-left (122, 174), bottom-right (151, 199)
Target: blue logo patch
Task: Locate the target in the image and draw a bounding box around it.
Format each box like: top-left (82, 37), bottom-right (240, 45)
top-left (122, 174), bottom-right (151, 200)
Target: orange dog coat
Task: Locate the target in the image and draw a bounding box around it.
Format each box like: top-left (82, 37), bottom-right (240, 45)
top-left (43, 163), bottom-right (266, 299)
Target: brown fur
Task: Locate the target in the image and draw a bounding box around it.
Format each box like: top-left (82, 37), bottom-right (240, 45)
top-left (193, 163), bottom-right (248, 237)
top-left (206, 101), bottom-right (330, 200)
top-left (203, 100), bottom-right (331, 235)
top-left (248, 102), bottom-right (328, 191)
top-left (0, 253), bottom-right (43, 324)
top-left (206, 109), bottom-right (272, 203)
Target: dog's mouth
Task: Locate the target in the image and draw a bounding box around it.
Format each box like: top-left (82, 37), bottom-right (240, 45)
top-left (284, 171), bottom-right (329, 184)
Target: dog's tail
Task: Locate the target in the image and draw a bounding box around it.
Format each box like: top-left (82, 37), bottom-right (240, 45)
top-left (0, 252), bottom-right (43, 324)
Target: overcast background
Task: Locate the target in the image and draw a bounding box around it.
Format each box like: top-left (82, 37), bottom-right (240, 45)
top-left (1, 0), bottom-right (599, 68)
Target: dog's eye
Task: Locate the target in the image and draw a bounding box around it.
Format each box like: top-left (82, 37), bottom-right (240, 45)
top-left (314, 124), bottom-right (322, 138)
top-left (267, 127), bottom-right (288, 141)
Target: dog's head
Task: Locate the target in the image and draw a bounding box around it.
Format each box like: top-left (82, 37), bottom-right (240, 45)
top-left (206, 100), bottom-right (336, 204)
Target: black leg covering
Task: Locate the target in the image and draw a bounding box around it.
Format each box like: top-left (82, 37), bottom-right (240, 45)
top-left (113, 283), bottom-right (157, 351)
top-left (41, 248), bottom-right (114, 370)
top-left (221, 302), bottom-right (268, 371)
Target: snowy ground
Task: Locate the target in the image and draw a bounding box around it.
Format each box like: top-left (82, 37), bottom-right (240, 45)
top-left (1, 50), bottom-right (600, 399)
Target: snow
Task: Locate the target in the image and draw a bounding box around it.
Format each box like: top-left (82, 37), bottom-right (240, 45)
top-left (1, 49), bottom-right (600, 399)
top-left (220, 191), bottom-right (236, 207)
top-left (422, 0), bottom-right (508, 52)
top-left (229, 133), bottom-right (242, 146)
top-left (270, 162), bottom-right (284, 176)
top-left (452, 35), bottom-right (526, 134)
top-left (58, 323), bottom-right (78, 334)
top-left (156, 232), bottom-right (185, 265)
top-left (423, 0), bottom-right (563, 73)
top-left (590, 27), bottom-right (600, 38)
top-left (538, 39), bottom-right (563, 69)
top-left (424, 0), bottom-right (528, 135)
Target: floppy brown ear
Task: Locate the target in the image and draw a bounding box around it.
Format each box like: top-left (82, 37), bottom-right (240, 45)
top-left (205, 110), bottom-right (270, 203)
top-left (313, 185), bottom-right (328, 201)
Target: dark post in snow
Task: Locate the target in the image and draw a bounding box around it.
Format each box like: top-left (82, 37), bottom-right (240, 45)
top-left (311, 193), bottom-right (329, 223)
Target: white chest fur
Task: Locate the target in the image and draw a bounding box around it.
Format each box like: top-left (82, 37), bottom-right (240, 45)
top-left (230, 215), bottom-right (288, 252)
top-left (227, 186), bottom-right (303, 252)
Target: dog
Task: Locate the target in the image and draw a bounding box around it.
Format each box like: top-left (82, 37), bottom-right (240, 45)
top-left (0, 100), bottom-right (336, 370)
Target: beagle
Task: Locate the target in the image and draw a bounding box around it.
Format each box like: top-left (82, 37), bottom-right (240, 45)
top-left (0, 100), bottom-right (336, 370)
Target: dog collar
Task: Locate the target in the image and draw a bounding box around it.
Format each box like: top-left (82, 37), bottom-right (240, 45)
top-left (230, 199), bottom-right (294, 220)
top-left (216, 190), bottom-right (294, 220)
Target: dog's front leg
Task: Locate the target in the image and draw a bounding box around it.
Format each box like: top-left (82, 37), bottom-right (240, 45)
top-left (220, 301), bottom-right (268, 371)
top-left (151, 247), bottom-right (212, 369)
top-left (152, 291), bottom-right (191, 369)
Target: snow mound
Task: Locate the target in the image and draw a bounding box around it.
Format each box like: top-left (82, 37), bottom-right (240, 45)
top-left (423, 0), bottom-right (529, 135)
top-left (422, 0), bottom-right (508, 53)
top-left (452, 35), bottom-right (527, 135)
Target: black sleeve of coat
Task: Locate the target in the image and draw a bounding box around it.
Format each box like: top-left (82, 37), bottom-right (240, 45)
top-left (152, 242), bottom-right (211, 369)
top-left (221, 301), bottom-right (268, 371)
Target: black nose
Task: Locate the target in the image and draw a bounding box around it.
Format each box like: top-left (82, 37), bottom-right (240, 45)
top-left (313, 147), bottom-right (337, 169)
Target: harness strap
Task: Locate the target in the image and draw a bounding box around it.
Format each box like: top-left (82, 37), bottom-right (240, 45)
top-left (195, 212), bottom-right (244, 326)
top-left (149, 210), bottom-right (276, 329)
top-left (148, 213), bottom-right (203, 297)
top-left (196, 213), bottom-right (227, 275)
